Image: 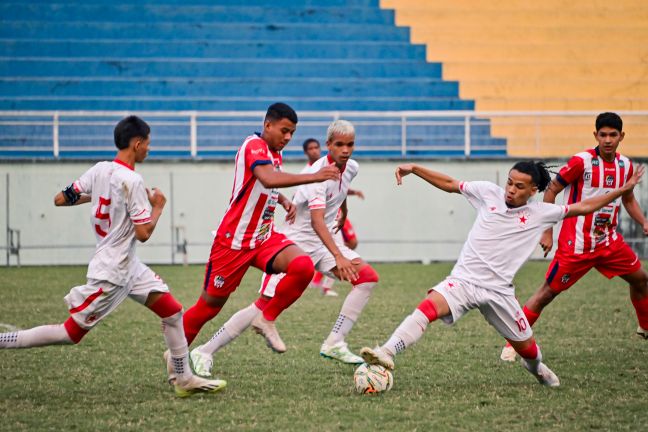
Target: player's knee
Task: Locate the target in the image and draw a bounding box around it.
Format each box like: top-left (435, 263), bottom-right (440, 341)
top-left (63, 317), bottom-right (88, 344)
top-left (149, 292), bottom-right (183, 318)
top-left (354, 265), bottom-right (379, 285)
top-left (288, 255), bottom-right (315, 281)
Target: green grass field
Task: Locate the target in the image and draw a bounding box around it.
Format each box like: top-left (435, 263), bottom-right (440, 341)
top-left (0, 262), bottom-right (646, 431)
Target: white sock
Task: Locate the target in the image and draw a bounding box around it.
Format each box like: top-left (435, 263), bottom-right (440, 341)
top-left (383, 309), bottom-right (430, 356)
top-left (520, 345), bottom-right (543, 373)
top-left (321, 276), bottom-right (335, 290)
top-left (0, 324), bottom-right (73, 348)
top-left (325, 282), bottom-right (375, 345)
top-left (161, 311), bottom-right (192, 381)
top-left (200, 302), bottom-right (261, 355)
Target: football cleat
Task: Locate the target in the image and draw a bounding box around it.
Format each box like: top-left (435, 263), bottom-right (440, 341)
top-left (360, 346), bottom-right (395, 370)
top-left (174, 375), bottom-right (227, 398)
top-left (521, 360), bottom-right (560, 387)
top-left (322, 288), bottom-right (339, 297)
top-left (320, 341), bottom-right (363, 364)
top-left (251, 314), bottom-right (286, 353)
top-left (500, 345), bottom-right (517, 362)
top-left (190, 346), bottom-right (214, 377)
top-left (636, 326), bottom-right (648, 339)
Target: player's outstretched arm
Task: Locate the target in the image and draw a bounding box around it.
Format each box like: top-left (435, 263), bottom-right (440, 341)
top-left (54, 185), bottom-right (91, 206)
top-left (539, 178), bottom-right (566, 256)
top-left (395, 163), bottom-right (460, 193)
top-left (253, 164), bottom-right (339, 189)
top-left (566, 165), bottom-right (645, 218)
top-left (134, 188), bottom-right (166, 243)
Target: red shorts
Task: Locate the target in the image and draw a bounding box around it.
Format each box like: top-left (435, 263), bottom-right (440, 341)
top-left (545, 240), bottom-right (641, 293)
top-left (203, 232), bottom-right (294, 298)
top-left (341, 219), bottom-right (357, 243)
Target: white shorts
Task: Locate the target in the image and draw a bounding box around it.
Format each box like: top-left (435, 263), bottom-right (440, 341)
top-left (259, 242), bottom-right (361, 298)
top-left (431, 278), bottom-right (532, 342)
top-left (64, 262), bottom-right (169, 330)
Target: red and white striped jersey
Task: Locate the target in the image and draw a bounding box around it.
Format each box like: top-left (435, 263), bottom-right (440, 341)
top-left (555, 147), bottom-right (633, 255)
top-left (73, 159), bottom-right (152, 286)
top-left (215, 134), bottom-right (282, 250)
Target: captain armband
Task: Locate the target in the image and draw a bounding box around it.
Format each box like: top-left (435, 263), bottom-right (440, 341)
top-left (62, 184), bottom-right (81, 205)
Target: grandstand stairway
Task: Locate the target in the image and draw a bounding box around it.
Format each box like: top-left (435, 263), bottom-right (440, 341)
top-left (382, 0), bottom-right (648, 157)
top-left (0, 0), bottom-right (506, 159)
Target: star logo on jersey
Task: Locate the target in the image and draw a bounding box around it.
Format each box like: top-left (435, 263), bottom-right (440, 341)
top-left (213, 275), bottom-right (225, 289)
top-left (489, 206), bottom-right (497, 212)
top-left (447, 282), bottom-right (455, 288)
top-left (517, 211), bottom-right (529, 227)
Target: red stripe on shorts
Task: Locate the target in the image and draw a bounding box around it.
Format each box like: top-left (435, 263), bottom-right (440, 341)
top-left (69, 288), bottom-right (104, 313)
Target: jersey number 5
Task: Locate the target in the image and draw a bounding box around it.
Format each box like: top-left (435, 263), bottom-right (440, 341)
top-left (94, 196), bottom-right (111, 237)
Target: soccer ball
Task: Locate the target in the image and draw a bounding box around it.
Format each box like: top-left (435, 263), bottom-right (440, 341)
top-left (354, 363), bottom-right (393, 394)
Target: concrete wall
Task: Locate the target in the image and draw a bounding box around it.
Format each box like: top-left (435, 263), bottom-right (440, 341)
top-left (1, 160), bottom-right (646, 266)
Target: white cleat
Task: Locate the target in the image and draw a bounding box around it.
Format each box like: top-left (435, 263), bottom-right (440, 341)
top-left (500, 345), bottom-right (517, 362)
top-left (190, 346), bottom-right (214, 377)
top-left (322, 288), bottom-right (339, 297)
top-left (522, 360), bottom-right (560, 387)
top-left (163, 350), bottom-right (176, 385)
top-left (174, 375), bottom-right (227, 398)
top-left (360, 346), bottom-right (395, 370)
top-left (320, 341), bottom-right (363, 364)
top-left (636, 326), bottom-right (648, 339)
top-left (251, 314), bottom-right (286, 353)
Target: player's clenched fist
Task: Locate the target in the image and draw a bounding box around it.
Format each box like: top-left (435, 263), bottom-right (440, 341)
top-left (147, 187), bottom-right (167, 208)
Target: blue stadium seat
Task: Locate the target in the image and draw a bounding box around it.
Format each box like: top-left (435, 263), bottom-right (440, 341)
top-left (0, 0), bottom-right (506, 159)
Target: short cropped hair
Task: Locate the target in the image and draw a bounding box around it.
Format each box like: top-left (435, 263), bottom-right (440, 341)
top-left (114, 116), bottom-right (150, 150)
top-left (265, 102), bottom-right (298, 124)
top-left (595, 112), bottom-right (623, 132)
top-left (326, 119), bottom-right (355, 142)
top-left (302, 138), bottom-right (320, 152)
top-left (511, 160), bottom-right (552, 192)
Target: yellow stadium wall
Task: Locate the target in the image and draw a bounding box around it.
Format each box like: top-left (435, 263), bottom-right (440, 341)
top-left (381, 0), bottom-right (648, 157)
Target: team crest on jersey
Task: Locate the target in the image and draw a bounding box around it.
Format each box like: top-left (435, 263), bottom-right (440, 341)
top-left (561, 274), bottom-right (571, 284)
top-left (517, 211), bottom-right (529, 227)
top-left (605, 175), bottom-right (614, 186)
top-left (213, 275), bottom-right (225, 289)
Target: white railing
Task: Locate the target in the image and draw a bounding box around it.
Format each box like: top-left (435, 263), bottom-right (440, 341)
top-left (1, 110), bottom-right (648, 158)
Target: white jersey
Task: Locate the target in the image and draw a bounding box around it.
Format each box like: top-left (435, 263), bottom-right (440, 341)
top-left (281, 155), bottom-right (359, 250)
top-left (452, 181), bottom-right (569, 295)
top-left (72, 159), bottom-right (152, 286)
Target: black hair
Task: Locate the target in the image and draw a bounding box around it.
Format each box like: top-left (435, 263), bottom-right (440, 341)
top-left (265, 102), bottom-right (298, 124)
top-left (511, 160), bottom-right (552, 192)
top-left (302, 138), bottom-right (320, 152)
top-left (595, 112), bottom-right (623, 132)
top-left (114, 115), bottom-right (150, 150)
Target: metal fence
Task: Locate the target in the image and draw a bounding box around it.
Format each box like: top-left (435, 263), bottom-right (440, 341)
top-left (3, 110), bottom-right (646, 159)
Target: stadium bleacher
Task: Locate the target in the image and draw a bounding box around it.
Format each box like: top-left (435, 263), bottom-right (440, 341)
top-left (0, 0), bottom-right (506, 159)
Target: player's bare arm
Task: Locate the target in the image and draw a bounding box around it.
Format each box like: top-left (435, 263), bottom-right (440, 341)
top-left (622, 190), bottom-right (648, 236)
top-left (395, 163), bottom-right (460, 193)
top-left (54, 185), bottom-right (91, 206)
top-left (348, 188), bottom-right (365, 199)
top-left (253, 163), bottom-right (340, 189)
top-left (539, 178), bottom-right (566, 256)
top-left (310, 208), bottom-right (358, 282)
top-left (566, 165), bottom-right (645, 218)
top-left (278, 193), bottom-right (296, 223)
top-left (134, 187), bottom-right (166, 243)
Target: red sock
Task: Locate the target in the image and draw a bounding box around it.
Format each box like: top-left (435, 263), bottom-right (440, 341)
top-left (312, 271), bottom-right (323, 286)
top-left (417, 298), bottom-right (438, 322)
top-left (631, 296), bottom-right (648, 329)
top-left (182, 296), bottom-right (222, 345)
top-left (255, 296), bottom-right (270, 310)
top-left (262, 255), bottom-right (314, 321)
top-left (515, 341), bottom-right (539, 360)
top-left (63, 317), bottom-right (88, 344)
top-left (523, 305), bottom-right (541, 327)
top-left (148, 293), bottom-right (183, 318)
